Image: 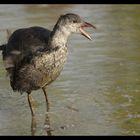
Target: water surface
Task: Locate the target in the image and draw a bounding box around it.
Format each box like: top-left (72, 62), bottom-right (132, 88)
top-left (0, 4), bottom-right (140, 135)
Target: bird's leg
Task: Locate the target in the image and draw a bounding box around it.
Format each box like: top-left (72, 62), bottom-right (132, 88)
top-left (27, 93), bottom-right (37, 135)
top-left (42, 86), bottom-right (50, 112)
top-left (27, 93), bottom-right (35, 117)
top-left (42, 86), bottom-right (53, 135)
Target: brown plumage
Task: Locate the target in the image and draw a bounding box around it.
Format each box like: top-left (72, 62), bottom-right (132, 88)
top-left (0, 13), bottom-right (96, 116)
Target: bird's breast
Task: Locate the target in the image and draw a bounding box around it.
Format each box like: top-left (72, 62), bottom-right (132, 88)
top-left (34, 46), bottom-right (68, 87)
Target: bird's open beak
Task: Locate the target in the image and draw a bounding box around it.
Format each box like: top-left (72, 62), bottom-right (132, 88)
top-left (80, 22), bottom-right (96, 40)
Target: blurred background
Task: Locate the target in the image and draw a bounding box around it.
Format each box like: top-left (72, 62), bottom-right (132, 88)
top-left (0, 4), bottom-right (140, 135)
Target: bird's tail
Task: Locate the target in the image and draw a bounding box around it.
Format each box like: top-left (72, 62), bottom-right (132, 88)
top-left (0, 44), bottom-right (6, 51)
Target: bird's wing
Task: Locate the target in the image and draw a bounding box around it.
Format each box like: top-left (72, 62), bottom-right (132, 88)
top-left (1, 26), bottom-right (51, 71)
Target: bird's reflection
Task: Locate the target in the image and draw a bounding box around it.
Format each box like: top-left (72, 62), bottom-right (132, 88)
top-left (31, 111), bottom-right (53, 136)
top-left (44, 112), bottom-right (53, 136)
top-left (31, 116), bottom-right (37, 136)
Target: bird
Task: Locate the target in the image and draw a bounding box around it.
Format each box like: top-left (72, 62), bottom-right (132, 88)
top-left (0, 13), bottom-right (96, 117)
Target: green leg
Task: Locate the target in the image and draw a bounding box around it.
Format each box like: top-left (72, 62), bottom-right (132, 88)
top-left (42, 86), bottom-right (50, 112)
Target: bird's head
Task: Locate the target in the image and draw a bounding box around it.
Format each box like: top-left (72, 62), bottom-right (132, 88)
top-left (54, 13), bottom-right (96, 40)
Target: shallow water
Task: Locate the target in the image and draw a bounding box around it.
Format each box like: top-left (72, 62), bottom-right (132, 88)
top-left (0, 4), bottom-right (140, 135)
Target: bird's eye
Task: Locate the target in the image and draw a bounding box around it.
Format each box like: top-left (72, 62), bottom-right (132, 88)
top-left (73, 20), bottom-right (77, 23)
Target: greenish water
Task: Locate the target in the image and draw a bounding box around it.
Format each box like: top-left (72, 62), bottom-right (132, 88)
top-left (0, 4), bottom-right (140, 135)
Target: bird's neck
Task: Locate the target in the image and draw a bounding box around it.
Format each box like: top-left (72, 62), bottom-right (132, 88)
top-left (48, 26), bottom-right (71, 48)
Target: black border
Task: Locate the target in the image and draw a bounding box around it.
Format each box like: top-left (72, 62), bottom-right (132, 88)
top-left (0, 0), bottom-right (140, 138)
top-left (0, 0), bottom-right (140, 4)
